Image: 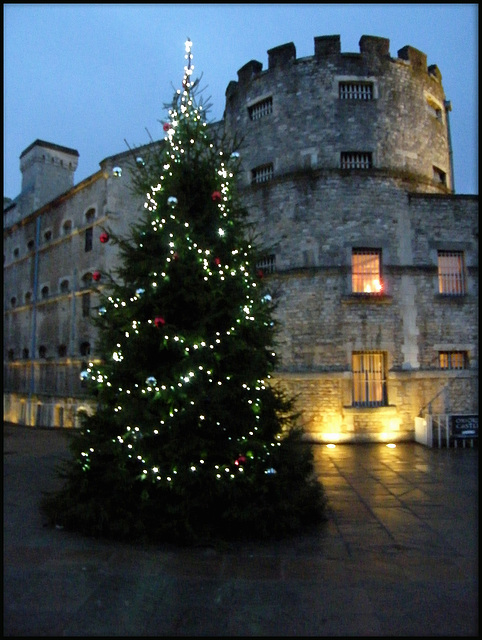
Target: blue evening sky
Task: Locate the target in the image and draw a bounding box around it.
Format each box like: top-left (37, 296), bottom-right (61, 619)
top-left (3, 3), bottom-right (478, 199)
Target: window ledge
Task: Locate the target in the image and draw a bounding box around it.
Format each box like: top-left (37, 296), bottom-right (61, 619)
top-left (341, 294), bottom-right (393, 304)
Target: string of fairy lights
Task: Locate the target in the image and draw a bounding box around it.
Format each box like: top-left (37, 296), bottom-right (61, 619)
top-left (80, 40), bottom-right (281, 484)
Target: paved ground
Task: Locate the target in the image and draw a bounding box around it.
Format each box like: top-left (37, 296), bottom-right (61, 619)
top-left (3, 423), bottom-right (478, 637)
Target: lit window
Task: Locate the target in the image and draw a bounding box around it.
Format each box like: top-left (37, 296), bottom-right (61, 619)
top-left (341, 152), bottom-right (372, 169)
top-left (251, 164), bottom-right (273, 184)
top-left (352, 351), bottom-right (387, 407)
top-left (438, 250), bottom-right (465, 295)
top-left (248, 97), bottom-right (273, 120)
top-left (256, 254), bottom-right (276, 274)
top-left (352, 249), bottom-right (383, 294)
top-left (439, 351), bottom-right (468, 370)
top-left (339, 82), bottom-right (373, 100)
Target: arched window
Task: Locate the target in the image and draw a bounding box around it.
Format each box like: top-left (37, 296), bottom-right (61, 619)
top-left (25, 291), bottom-right (32, 304)
top-left (44, 230), bottom-right (52, 242)
top-left (8, 349), bottom-right (15, 361)
top-left (81, 272), bottom-right (92, 288)
top-left (39, 345), bottom-right (47, 358)
top-left (85, 207), bottom-right (96, 222)
top-left (10, 296), bottom-right (17, 307)
top-left (22, 348), bottom-right (29, 359)
top-left (60, 279), bottom-right (70, 293)
top-left (63, 220), bottom-right (72, 235)
top-left (27, 239), bottom-right (35, 251)
top-left (58, 344), bottom-right (67, 357)
top-left (41, 286), bottom-right (49, 299)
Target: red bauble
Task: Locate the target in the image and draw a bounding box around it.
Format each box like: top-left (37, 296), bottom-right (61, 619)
top-left (99, 232), bottom-right (109, 244)
top-left (154, 316), bottom-right (166, 328)
top-left (214, 257), bottom-right (221, 266)
top-left (92, 271), bottom-right (101, 282)
top-left (211, 191), bottom-right (222, 202)
top-left (257, 269), bottom-right (264, 279)
top-left (163, 123), bottom-right (170, 132)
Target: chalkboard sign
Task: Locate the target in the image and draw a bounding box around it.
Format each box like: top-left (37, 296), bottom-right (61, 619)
top-left (450, 415), bottom-right (478, 438)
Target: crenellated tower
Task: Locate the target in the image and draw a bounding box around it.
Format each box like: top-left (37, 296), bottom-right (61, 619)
top-left (224, 35), bottom-right (452, 193)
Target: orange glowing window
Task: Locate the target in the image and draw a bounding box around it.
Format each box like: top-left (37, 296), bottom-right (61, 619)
top-left (352, 249), bottom-right (383, 294)
top-left (352, 351), bottom-right (387, 407)
top-left (439, 351), bottom-right (468, 370)
top-left (437, 251), bottom-right (465, 295)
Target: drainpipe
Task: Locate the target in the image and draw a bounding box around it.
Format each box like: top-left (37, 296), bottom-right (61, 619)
top-left (28, 215), bottom-right (41, 425)
top-left (444, 100), bottom-right (455, 193)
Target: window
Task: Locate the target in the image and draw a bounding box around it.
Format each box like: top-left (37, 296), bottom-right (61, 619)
top-left (13, 247), bottom-right (19, 258)
top-left (63, 220), bottom-right (72, 235)
top-left (44, 230), bottom-right (52, 242)
top-left (438, 250), bottom-right (465, 295)
top-left (39, 345), bottom-right (47, 358)
top-left (82, 292), bottom-right (91, 317)
top-left (10, 296), bottom-right (17, 307)
top-left (425, 94), bottom-right (443, 121)
top-left (8, 349), bottom-right (15, 361)
top-left (80, 341), bottom-right (91, 356)
top-left (22, 348), bottom-right (29, 359)
top-left (85, 227), bottom-right (93, 252)
top-left (439, 351), bottom-right (468, 370)
top-left (248, 97), bottom-right (273, 120)
top-left (25, 292), bottom-right (32, 304)
top-left (41, 286), bottom-right (49, 299)
top-left (256, 254), bottom-right (277, 275)
top-left (60, 279), bottom-right (70, 293)
top-left (85, 207), bottom-right (95, 222)
top-left (352, 249), bottom-right (383, 294)
top-left (341, 152), bottom-right (372, 169)
top-left (433, 166), bottom-right (446, 185)
top-left (58, 344), bottom-right (67, 357)
top-left (251, 164), bottom-right (273, 184)
top-left (339, 82), bottom-right (373, 100)
top-left (27, 239), bottom-right (35, 251)
top-left (352, 351), bottom-right (387, 407)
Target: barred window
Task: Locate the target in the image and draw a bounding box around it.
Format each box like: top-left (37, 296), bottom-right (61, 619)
top-left (248, 97), bottom-right (273, 120)
top-left (352, 351), bottom-right (387, 407)
top-left (341, 152), bottom-right (372, 169)
top-left (352, 249), bottom-right (383, 294)
top-left (256, 254), bottom-right (276, 275)
top-left (339, 82), bottom-right (373, 100)
top-left (439, 351), bottom-right (468, 370)
top-left (251, 164), bottom-right (274, 184)
top-left (438, 250), bottom-right (465, 295)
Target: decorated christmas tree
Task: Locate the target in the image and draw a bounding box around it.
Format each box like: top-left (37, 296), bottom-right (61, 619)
top-left (42, 40), bottom-right (326, 545)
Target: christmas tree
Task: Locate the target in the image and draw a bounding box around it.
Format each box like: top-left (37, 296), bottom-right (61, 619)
top-left (42, 40), bottom-right (326, 545)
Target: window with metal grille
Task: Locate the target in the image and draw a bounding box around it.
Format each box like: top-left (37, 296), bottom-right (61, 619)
top-left (251, 164), bottom-right (274, 184)
top-left (352, 351), bottom-right (387, 407)
top-left (439, 351), bottom-right (468, 370)
top-left (256, 254), bottom-right (276, 274)
top-left (352, 249), bottom-right (383, 294)
top-left (248, 97), bottom-right (273, 120)
top-left (85, 227), bottom-right (93, 252)
top-left (339, 82), bottom-right (373, 100)
top-left (438, 250), bottom-right (466, 295)
top-left (341, 152), bottom-right (372, 169)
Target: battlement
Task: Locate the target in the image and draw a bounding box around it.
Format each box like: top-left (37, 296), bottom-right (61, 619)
top-left (230, 34), bottom-right (440, 90)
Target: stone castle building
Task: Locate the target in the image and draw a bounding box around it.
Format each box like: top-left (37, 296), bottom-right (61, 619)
top-left (3, 35), bottom-right (478, 442)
